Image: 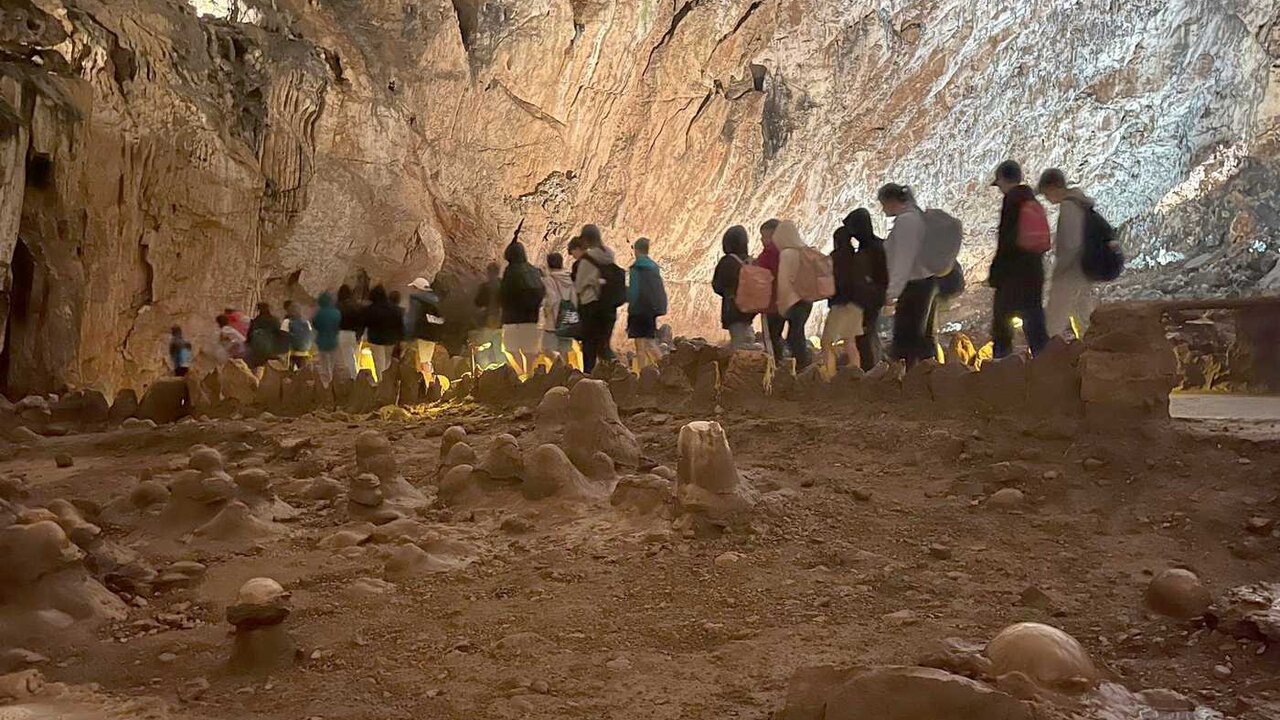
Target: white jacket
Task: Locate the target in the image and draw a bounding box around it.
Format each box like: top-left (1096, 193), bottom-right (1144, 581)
top-left (885, 207), bottom-right (931, 301)
top-left (773, 220), bottom-right (807, 315)
top-left (1054, 189), bottom-right (1095, 279)
top-left (541, 268), bottom-right (575, 329)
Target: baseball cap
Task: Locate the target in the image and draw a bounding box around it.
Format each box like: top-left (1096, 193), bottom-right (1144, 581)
top-left (408, 277), bottom-right (431, 291)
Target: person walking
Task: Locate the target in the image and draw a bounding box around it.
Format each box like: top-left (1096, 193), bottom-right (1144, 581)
top-left (821, 226), bottom-right (872, 372)
top-left (711, 225), bottom-right (756, 349)
top-left (499, 241), bottom-right (546, 378)
top-left (473, 262), bottom-right (505, 370)
top-left (214, 314), bottom-right (246, 364)
top-left (282, 300), bottom-right (315, 370)
top-left (406, 277), bottom-right (444, 384)
top-left (224, 307), bottom-right (250, 339)
top-left (168, 326), bottom-right (193, 377)
top-left (363, 285), bottom-right (403, 378)
top-left (842, 209), bottom-right (888, 369)
top-left (246, 302), bottom-right (283, 369)
top-left (335, 285), bottom-right (365, 381)
top-left (626, 237), bottom-right (667, 370)
top-left (878, 184), bottom-right (937, 368)
top-left (312, 292), bottom-right (342, 385)
top-left (989, 160), bottom-right (1050, 358)
top-left (771, 220), bottom-right (815, 371)
top-left (755, 219), bottom-right (785, 361)
top-left (574, 224), bottom-right (622, 373)
top-left (540, 251), bottom-right (576, 359)
top-left (1038, 168), bottom-right (1095, 339)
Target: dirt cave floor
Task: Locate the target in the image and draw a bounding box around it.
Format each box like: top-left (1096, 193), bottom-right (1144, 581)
top-left (4, 394), bottom-right (1280, 719)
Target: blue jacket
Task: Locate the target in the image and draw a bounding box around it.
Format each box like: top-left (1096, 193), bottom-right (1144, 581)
top-left (312, 292), bottom-right (342, 352)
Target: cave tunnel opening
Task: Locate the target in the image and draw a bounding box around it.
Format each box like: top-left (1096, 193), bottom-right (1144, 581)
top-left (1, 238), bottom-right (36, 400)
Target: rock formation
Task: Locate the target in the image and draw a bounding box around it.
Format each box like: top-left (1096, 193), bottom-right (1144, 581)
top-left (226, 577), bottom-right (295, 673)
top-left (561, 380), bottom-right (640, 472)
top-left (1146, 568), bottom-right (1212, 620)
top-left (674, 420), bottom-right (757, 533)
top-left (985, 623), bottom-right (1098, 693)
top-left (1, 0), bottom-right (1275, 393)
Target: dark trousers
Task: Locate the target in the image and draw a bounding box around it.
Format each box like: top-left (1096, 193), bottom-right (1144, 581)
top-left (857, 305), bottom-right (884, 371)
top-left (767, 302), bottom-right (814, 370)
top-left (891, 278), bottom-right (939, 368)
top-left (992, 282), bottom-right (1049, 358)
top-left (580, 301), bottom-right (616, 373)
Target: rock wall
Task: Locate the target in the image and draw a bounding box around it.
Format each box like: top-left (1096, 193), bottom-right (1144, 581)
top-left (0, 0), bottom-right (1277, 394)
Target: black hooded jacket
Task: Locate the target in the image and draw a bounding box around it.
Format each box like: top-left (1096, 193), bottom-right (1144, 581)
top-left (711, 226), bottom-right (755, 328)
top-left (499, 242), bottom-right (546, 325)
top-left (842, 209), bottom-right (889, 311)
top-left (988, 184), bottom-right (1046, 289)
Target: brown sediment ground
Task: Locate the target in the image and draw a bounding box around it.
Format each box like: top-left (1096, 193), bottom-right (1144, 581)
top-left (1, 392), bottom-right (1279, 719)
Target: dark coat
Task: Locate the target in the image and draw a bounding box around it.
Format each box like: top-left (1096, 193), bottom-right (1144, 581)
top-left (842, 209), bottom-right (889, 311)
top-left (364, 297), bottom-right (405, 346)
top-left (989, 184), bottom-right (1046, 289)
top-left (711, 226), bottom-right (755, 328)
top-left (499, 242), bottom-right (546, 325)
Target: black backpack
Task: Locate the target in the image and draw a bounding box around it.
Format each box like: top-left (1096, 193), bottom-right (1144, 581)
top-left (585, 255), bottom-right (627, 308)
top-left (936, 260), bottom-right (966, 300)
top-left (1081, 207), bottom-right (1124, 282)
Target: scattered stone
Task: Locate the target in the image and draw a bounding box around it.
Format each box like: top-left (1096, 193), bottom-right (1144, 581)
top-left (0, 649), bottom-right (48, 674)
top-left (1138, 689), bottom-right (1195, 712)
top-left (319, 523), bottom-right (375, 549)
top-left (604, 656), bottom-right (632, 671)
top-left (928, 544), bottom-right (953, 560)
top-left (1245, 517), bottom-right (1275, 535)
top-left (355, 431), bottom-right (397, 481)
top-left (121, 417), bottom-right (157, 430)
top-left (500, 516), bottom-right (536, 535)
top-left (988, 488), bottom-right (1025, 508)
top-left (1146, 568), bottom-right (1211, 620)
top-left (851, 488), bottom-right (873, 502)
top-left (54, 454), bottom-right (73, 468)
top-left (1018, 586), bottom-right (1057, 612)
top-left (782, 666), bottom-right (1031, 720)
top-left (1213, 664), bottom-right (1232, 679)
top-left (178, 676), bottom-right (210, 703)
top-left (714, 551), bottom-right (743, 567)
top-left (882, 609), bottom-right (918, 625)
top-left (1082, 457), bottom-right (1106, 471)
top-left (10, 426), bottom-right (42, 445)
top-left (0, 669), bottom-right (44, 702)
top-left (610, 475), bottom-right (673, 517)
top-left (986, 622), bottom-right (1097, 692)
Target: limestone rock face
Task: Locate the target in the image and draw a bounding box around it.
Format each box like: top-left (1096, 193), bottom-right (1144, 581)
top-left (1, 0), bottom-right (1275, 392)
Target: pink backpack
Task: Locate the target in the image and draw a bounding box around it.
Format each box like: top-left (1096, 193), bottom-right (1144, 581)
top-left (1017, 200), bottom-right (1052, 253)
top-left (734, 259), bottom-right (774, 314)
top-left (793, 247), bottom-right (836, 302)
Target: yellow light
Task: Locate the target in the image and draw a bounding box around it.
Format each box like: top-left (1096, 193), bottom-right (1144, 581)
top-left (357, 346), bottom-right (378, 382)
top-left (1011, 316), bottom-right (1024, 330)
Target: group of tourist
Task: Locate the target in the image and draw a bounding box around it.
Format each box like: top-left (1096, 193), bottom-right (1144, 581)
top-left (167, 158), bottom-right (1115, 383)
top-left (709, 159), bottom-right (1114, 372)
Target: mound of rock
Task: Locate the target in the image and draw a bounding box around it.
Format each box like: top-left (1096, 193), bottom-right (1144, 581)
top-left (561, 380), bottom-right (640, 472)
top-left (0, 520), bottom-right (127, 631)
top-left (522, 444), bottom-right (606, 502)
top-left (193, 500), bottom-right (287, 546)
top-left (610, 475), bottom-right (674, 517)
top-left (986, 622), bottom-right (1097, 692)
top-left (778, 665), bottom-right (1031, 720)
top-left (674, 421), bottom-right (757, 534)
top-left (1146, 568), bottom-right (1211, 620)
top-left (477, 434), bottom-right (525, 482)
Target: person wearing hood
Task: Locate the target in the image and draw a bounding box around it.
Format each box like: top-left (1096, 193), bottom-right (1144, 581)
top-left (364, 285), bottom-right (403, 377)
top-left (843, 208), bottom-right (889, 369)
top-left (878, 184), bottom-right (937, 368)
top-left (573, 224), bottom-right (620, 373)
top-left (1038, 168), bottom-right (1096, 339)
top-left (283, 300), bottom-right (316, 370)
top-left (335, 284), bottom-right (365, 381)
top-left (407, 277), bottom-right (444, 384)
top-left (989, 159), bottom-right (1050, 358)
top-left (311, 292), bottom-right (342, 384)
top-left (626, 237), bottom-right (667, 370)
top-left (771, 220), bottom-right (815, 371)
top-left (247, 302), bottom-right (283, 369)
top-left (500, 241), bottom-right (546, 378)
top-left (541, 251), bottom-right (576, 359)
top-left (821, 226), bottom-right (868, 372)
top-left (711, 225), bottom-right (756, 348)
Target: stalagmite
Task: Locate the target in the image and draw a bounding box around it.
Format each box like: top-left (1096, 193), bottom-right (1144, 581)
top-left (439, 425), bottom-right (467, 461)
top-left (227, 577), bottom-right (295, 673)
top-left (561, 380), bottom-right (639, 471)
top-left (477, 434), bottom-right (525, 481)
top-left (521, 445), bottom-right (605, 502)
top-left (674, 421), bottom-right (757, 532)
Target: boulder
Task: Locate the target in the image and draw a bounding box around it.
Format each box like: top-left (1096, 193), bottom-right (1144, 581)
top-left (354, 431), bottom-right (397, 480)
top-left (985, 622), bottom-right (1097, 692)
top-left (610, 475), bottom-right (674, 516)
top-left (674, 421), bottom-right (757, 531)
top-left (50, 390), bottom-right (109, 429)
top-left (534, 387), bottom-right (570, 444)
top-left (373, 367), bottom-right (400, 409)
top-left (437, 464), bottom-right (483, 507)
top-left (43, 499), bottom-right (100, 548)
top-left (1146, 568), bottom-right (1211, 619)
top-left (1027, 337), bottom-right (1084, 415)
top-left (217, 360), bottom-right (259, 406)
top-left (136, 377), bottom-right (189, 424)
top-left (129, 480), bottom-right (170, 509)
top-left (346, 370), bottom-right (379, 414)
top-left (189, 446), bottom-right (224, 474)
top-left (441, 441), bottom-right (477, 472)
top-left (1079, 305), bottom-right (1179, 420)
top-left (254, 366), bottom-right (287, 413)
top-left (562, 380), bottom-right (640, 471)
top-left (439, 425), bottom-right (467, 462)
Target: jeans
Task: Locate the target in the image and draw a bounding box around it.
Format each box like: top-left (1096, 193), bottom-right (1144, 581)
top-left (337, 330), bottom-right (359, 381)
top-left (891, 278), bottom-right (939, 368)
top-left (767, 302), bottom-right (813, 370)
top-left (727, 321), bottom-right (755, 349)
top-left (992, 281), bottom-right (1050, 358)
top-left (580, 301), bottom-right (617, 373)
